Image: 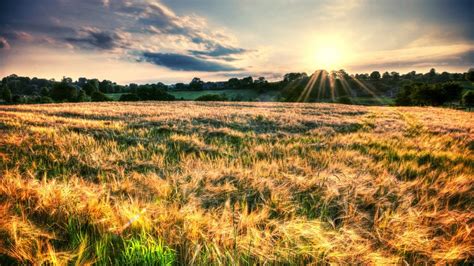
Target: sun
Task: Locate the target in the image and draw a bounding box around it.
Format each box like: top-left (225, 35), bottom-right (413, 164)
top-left (304, 35), bottom-right (351, 71)
top-left (314, 46), bottom-right (342, 70)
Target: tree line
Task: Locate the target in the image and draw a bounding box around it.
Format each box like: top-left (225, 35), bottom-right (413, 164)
top-left (1, 68), bottom-right (473, 107)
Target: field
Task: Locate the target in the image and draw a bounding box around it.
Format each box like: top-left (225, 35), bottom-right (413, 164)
top-left (0, 102), bottom-right (473, 264)
top-left (107, 89), bottom-right (277, 101)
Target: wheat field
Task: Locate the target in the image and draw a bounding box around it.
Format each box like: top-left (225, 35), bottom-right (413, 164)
top-left (0, 102), bottom-right (472, 265)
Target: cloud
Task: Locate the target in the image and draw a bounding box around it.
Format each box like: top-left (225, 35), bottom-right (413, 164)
top-left (142, 52), bottom-right (241, 72)
top-left (0, 0), bottom-right (248, 72)
top-left (350, 44), bottom-right (474, 71)
top-left (65, 27), bottom-right (127, 50)
top-left (134, 1), bottom-right (246, 58)
top-left (0, 37), bottom-right (10, 49)
top-left (190, 44), bottom-right (246, 58)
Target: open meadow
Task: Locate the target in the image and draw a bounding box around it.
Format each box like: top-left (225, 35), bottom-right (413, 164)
top-left (0, 102), bottom-right (473, 264)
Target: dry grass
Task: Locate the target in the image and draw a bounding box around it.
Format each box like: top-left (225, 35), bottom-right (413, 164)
top-left (0, 101), bottom-right (473, 265)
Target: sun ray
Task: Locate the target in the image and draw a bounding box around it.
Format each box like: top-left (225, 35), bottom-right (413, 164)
top-left (297, 71), bottom-right (318, 102)
top-left (349, 76), bottom-right (385, 103)
top-left (317, 70), bottom-right (328, 101)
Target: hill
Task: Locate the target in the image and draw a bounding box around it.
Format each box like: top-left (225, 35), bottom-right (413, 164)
top-left (0, 102), bottom-right (472, 264)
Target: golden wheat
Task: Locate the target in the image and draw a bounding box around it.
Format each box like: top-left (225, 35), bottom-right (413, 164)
top-left (0, 102), bottom-right (472, 265)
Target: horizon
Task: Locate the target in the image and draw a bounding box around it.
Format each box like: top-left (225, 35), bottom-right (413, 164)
top-left (1, 68), bottom-right (471, 86)
top-left (1, 0), bottom-right (473, 84)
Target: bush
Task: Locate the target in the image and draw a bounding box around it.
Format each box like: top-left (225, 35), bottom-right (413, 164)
top-left (395, 82), bottom-right (463, 106)
top-left (136, 86), bottom-right (175, 101)
top-left (38, 96), bottom-right (54, 104)
top-left (119, 93), bottom-right (140, 102)
top-left (195, 94), bottom-right (228, 101)
top-left (91, 91), bottom-right (112, 102)
top-left (337, 96), bottom-right (353, 104)
top-left (462, 90), bottom-right (474, 107)
top-left (75, 89), bottom-right (90, 102)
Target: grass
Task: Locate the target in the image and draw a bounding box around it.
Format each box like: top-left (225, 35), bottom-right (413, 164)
top-left (0, 101), bottom-right (473, 264)
top-left (168, 89), bottom-right (263, 101)
top-left (107, 89), bottom-right (279, 101)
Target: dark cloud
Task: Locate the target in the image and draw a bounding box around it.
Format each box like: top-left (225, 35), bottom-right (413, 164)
top-left (190, 44), bottom-right (246, 58)
top-left (0, 0), bottom-right (248, 70)
top-left (65, 28), bottom-right (125, 50)
top-left (143, 52), bottom-right (241, 72)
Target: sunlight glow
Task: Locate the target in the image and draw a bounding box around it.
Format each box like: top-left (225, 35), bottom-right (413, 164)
top-left (315, 46), bottom-right (342, 70)
top-left (305, 35), bottom-right (351, 71)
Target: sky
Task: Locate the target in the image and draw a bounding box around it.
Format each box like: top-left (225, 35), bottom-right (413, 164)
top-left (0, 0), bottom-right (473, 84)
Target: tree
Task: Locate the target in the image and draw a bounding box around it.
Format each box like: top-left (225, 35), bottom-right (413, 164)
top-left (99, 80), bottom-right (113, 93)
top-left (241, 76), bottom-right (253, 87)
top-left (40, 87), bottom-right (50, 97)
top-left (38, 96), bottom-right (54, 104)
top-left (382, 72), bottom-right (391, 80)
top-left (441, 82), bottom-right (463, 103)
top-left (427, 68), bottom-right (437, 78)
top-left (466, 68), bottom-right (474, 82)
top-left (119, 93), bottom-right (140, 102)
top-left (369, 71), bottom-right (381, 81)
top-left (337, 96), bottom-right (353, 104)
top-left (227, 78), bottom-right (240, 89)
top-left (62, 76), bottom-right (73, 84)
top-left (136, 85), bottom-right (175, 101)
top-left (283, 72), bottom-right (307, 82)
top-left (76, 89), bottom-right (89, 102)
top-left (174, 83), bottom-right (187, 90)
top-left (50, 81), bottom-right (78, 102)
top-left (462, 91), bottom-right (474, 107)
top-left (391, 72), bottom-right (400, 81)
top-left (91, 91), bottom-right (111, 102)
top-left (411, 83), bottom-right (445, 106)
top-left (395, 85), bottom-right (413, 106)
top-left (255, 77), bottom-right (267, 84)
top-left (83, 79), bottom-right (99, 95)
top-left (189, 77), bottom-right (204, 90)
top-left (1, 87), bottom-right (12, 103)
top-left (195, 94), bottom-right (228, 101)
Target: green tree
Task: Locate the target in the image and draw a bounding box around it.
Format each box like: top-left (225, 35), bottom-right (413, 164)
top-left (227, 78), bottom-right (240, 89)
top-left (283, 73), bottom-right (307, 82)
top-left (466, 68), bottom-right (474, 82)
top-left (50, 81), bottom-right (78, 102)
top-left (382, 72), bottom-right (391, 80)
top-left (195, 94), bottom-right (228, 101)
top-left (91, 91), bottom-right (111, 102)
top-left (40, 87), bottom-right (50, 97)
top-left (119, 93), bottom-right (140, 101)
top-left (83, 79), bottom-right (99, 95)
top-left (411, 83), bottom-right (445, 106)
top-left (462, 91), bottom-right (474, 107)
top-left (99, 80), bottom-right (113, 93)
top-left (427, 68), bottom-right (437, 78)
top-left (441, 82), bottom-right (463, 103)
top-left (395, 85), bottom-right (413, 106)
top-left (391, 72), bottom-right (400, 81)
top-left (136, 85), bottom-right (175, 101)
top-left (38, 96), bottom-right (54, 104)
top-left (2, 87), bottom-right (12, 103)
top-left (76, 89), bottom-right (89, 102)
top-left (370, 71), bottom-right (381, 81)
top-left (337, 96), bottom-right (353, 104)
top-left (189, 77), bottom-right (204, 90)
